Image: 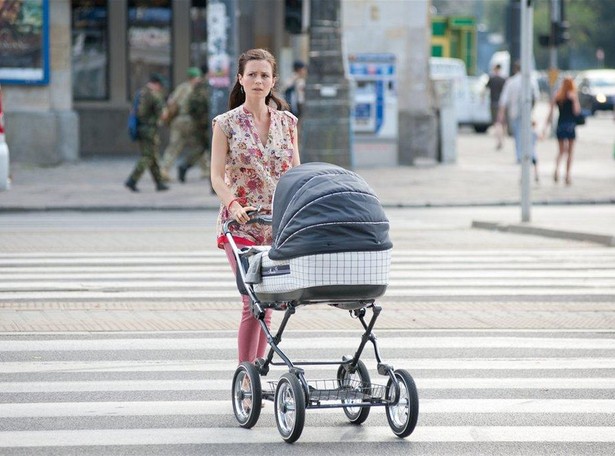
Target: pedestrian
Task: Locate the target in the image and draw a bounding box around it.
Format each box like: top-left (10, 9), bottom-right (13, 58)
top-left (125, 73), bottom-right (169, 192)
top-left (485, 63), bottom-right (506, 149)
top-left (160, 67), bottom-right (202, 182)
top-left (283, 60), bottom-right (307, 118)
top-left (211, 48), bottom-right (300, 363)
top-left (497, 61), bottom-right (540, 164)
top-left (543, 76), bottom-right (581, 186)
top-left (178, 63), bottom-right (212, 190)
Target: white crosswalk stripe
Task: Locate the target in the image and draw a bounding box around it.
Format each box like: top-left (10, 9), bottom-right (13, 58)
top-left (1, 250), bottom-right (615, 298)
top-left (0, 330), bottom-right (614, 454)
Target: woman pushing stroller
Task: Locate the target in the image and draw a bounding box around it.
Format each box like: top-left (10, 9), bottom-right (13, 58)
top-left (210, 48), bottom-right (300, 364)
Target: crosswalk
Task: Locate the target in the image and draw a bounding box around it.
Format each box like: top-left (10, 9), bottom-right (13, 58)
top-left (1, 248), bottom-right (614, 331)
top-left (1, 249), bottom-right (614, 299)
top-left (1, 330), bottom-right (614, 454)
top-left (1, 240), bottom-right (614, 452)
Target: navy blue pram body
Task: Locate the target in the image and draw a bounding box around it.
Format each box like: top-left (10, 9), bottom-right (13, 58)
top-left (246, 162), bottom-right (393, 305)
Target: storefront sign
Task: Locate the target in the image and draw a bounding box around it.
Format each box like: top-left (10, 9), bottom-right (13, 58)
top-left (0, 0), bottom-right (49, 85)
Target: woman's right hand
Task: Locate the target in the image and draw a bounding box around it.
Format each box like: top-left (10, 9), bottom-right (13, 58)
top-left (229, 201), bottom-right (256, 224)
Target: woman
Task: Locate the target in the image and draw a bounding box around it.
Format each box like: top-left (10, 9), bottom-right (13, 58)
top-left (211, 49), bottom-right (300, 363)
top-left (544, 76), bottom-right (581, 185)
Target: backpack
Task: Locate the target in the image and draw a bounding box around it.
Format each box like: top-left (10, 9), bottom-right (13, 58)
top-left (127, 90), bottom-right (141, 141)
top-left (284, 84), bottom-right (299, 116)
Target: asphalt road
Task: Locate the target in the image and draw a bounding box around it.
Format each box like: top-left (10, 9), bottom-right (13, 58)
top-left (0, 209), bottom-right (614, 454)
top-left (1, 329), bottom-right (614, 455)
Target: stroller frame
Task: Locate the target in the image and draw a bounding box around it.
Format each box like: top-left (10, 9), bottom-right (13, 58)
top-left (224, 215), bottom-right (419, 443)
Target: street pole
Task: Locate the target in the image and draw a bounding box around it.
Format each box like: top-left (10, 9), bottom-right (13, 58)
top-left (520, 0), bottom-right (533, 222)
top-left (547, 0), bottom-right (560, 140)
top-left (300, 0), bottom-right (352, 166)
top-left (207, 0), bottom-right (238, 118)
top-left (548, 0), bottom-right (560, 93)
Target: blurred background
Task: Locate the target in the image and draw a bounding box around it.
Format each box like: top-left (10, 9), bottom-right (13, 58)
top-left (0, 0), bottom-right (613, 169)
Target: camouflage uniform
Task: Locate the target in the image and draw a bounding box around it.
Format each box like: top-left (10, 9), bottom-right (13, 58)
top-left (178, 78), bottom-right (211, 181)
top-left (160, 81), bottom-right (197, 178)
top-left (127, 85), bottom-right (165, 185)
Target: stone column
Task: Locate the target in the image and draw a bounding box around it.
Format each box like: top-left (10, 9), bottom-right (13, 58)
top-left (3, 0), bottom-right (78, 165)
top-left (397, 0), bottom-right (437, 165)
top-left (49, 0), bottom-right (79, 163)
top-left (300, 0), bottom-right (352, 167)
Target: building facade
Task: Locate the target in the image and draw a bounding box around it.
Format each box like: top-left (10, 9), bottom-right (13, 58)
top-left (3, 0), bottom-right (434, 166)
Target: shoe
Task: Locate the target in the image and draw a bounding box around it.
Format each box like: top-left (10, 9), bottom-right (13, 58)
top-left (125, 178), bottom-right (139, 192)
top-left (177, 165), bottom-right (188, 183)
top-left (553, 171), bottom-right (559, 183)
top-left (156, 182), bottom-right (170, 191)
top-left (565, 176), bottom-right (572, 186)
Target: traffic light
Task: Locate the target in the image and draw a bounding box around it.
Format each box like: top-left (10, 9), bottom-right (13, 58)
top-left (554, 21), bottom-right (570, 46)
top-left (538, 21), bottom-right (570, 47)
top-left (538, 34), bottom-right (550, 47)
top-left (284, 0), bottom-right (303, 34)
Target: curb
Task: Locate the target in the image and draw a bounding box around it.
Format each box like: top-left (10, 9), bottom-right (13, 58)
top-left (1, 199), bottom-right (615, 214)
top-left (472, 220), bottom-right (615, 247)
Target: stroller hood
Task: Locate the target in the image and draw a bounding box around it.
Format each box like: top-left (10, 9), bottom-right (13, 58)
top-left (267, 162), bottom-right (392, 260)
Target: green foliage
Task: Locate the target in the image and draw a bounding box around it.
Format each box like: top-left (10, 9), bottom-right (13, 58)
top-left (534, 0), bottom-right (615, 70)
top-left (433, 0), bottom-right (615, 70)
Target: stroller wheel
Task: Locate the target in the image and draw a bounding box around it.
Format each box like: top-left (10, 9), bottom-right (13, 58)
top-left (274, 373), bottom-right (306, 443)
top-left (232, 362), bottom-right (262, 428)
top-left (337, 359), bottom-right (371, 424)
top-left (385, 369), bottom-right (419, 438)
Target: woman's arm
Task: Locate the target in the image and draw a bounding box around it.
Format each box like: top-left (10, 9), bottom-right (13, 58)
top-left (210, 123), bottom-right (254, 224)
top-left (290, 124), bottom-right (300, 166)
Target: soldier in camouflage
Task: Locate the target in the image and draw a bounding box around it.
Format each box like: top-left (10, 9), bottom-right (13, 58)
top-left (178, 64), bottom-right (212, 192)
top-left (125, 73), bottom-right (169, 192)
top-left (159, 67), bottom-right (202, 182)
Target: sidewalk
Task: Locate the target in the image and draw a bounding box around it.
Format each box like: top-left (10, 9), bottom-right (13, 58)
top-left (1, 111), bottom-right (614, 244)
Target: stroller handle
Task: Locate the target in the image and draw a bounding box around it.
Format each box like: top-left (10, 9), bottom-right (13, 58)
top-left (222, 207), bottom-right (272, 235)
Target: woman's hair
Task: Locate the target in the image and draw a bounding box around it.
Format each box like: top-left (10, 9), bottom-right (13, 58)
top-left (229, 48), bottom-right (290, 111)
top-left (555, 76), bottom-right (576, 103)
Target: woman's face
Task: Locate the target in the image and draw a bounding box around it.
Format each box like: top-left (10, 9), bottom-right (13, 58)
top-left (238, 59), bottom-right (276, 99)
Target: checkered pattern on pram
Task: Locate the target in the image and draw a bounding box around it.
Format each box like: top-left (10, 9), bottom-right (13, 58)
top-left (251, 249), bottom-right (391, 297)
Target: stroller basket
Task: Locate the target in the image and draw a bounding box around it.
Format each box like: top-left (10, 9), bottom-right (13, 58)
top-left (268, 379), bottom-right (386, 403)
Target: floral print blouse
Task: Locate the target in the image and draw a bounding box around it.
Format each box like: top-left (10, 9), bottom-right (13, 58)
top-left (214, 105), bottom-right (297, 248)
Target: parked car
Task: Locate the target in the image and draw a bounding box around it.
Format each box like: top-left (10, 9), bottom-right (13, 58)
top-left (430, 57), bottom-right (492, 133)
top-left (575, 69), bottom-right (615, 115)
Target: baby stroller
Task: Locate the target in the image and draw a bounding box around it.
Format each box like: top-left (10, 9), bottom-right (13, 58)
top-left (223, 162), bottom-right (419, 443)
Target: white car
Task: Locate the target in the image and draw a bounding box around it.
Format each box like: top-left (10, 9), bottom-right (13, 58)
top-left (430, 57), bottom-right (492, 133)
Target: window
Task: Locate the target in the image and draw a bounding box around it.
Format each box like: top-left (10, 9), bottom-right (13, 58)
top-left (71, 0), bottom-right (108, 99)
top-left (127, 0), bottom-right (172, 99)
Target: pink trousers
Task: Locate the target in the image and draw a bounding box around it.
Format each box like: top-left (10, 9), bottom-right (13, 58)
top-left (224, 242), bottom-right (272, 363)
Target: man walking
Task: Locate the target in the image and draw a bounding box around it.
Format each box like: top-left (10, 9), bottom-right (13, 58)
top-left (485, 63), bottom-right (506, 149)
top-left (178, 64), bottom-right (212, 190)
top-left (497, 61), bottom-right (540, 163)
top-left (125, 73), bottom-right (169, 192)
top-left (160, 67), bottom-right (202, 181)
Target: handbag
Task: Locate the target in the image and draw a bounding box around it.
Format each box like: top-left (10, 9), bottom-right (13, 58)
top-left (574, 113), bottom-right (586, 126)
